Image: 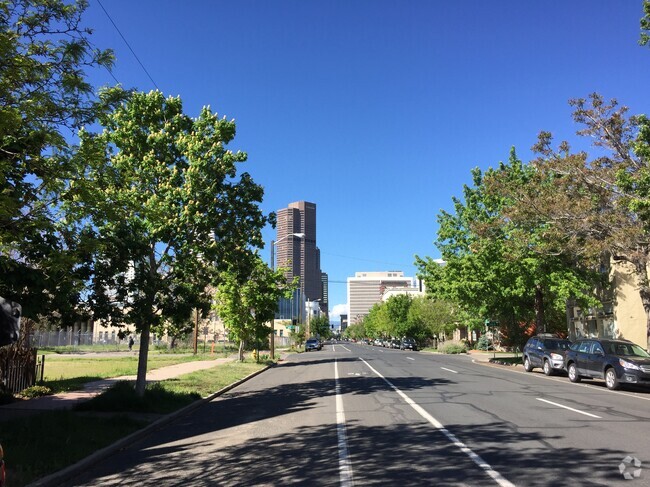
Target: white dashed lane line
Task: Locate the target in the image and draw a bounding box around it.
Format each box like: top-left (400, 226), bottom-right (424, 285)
top-left (441, 367), bottom-right (458, 374)
top-left (536, 398), bottom-right (602, 419)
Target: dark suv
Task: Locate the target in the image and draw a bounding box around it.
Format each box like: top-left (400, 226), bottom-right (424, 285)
top-left (522, 335), bottom-right (572, 376)
top-left (400, 337), bottom-right (418, 351)
top-left (564, 338), bottom-right (650, 390)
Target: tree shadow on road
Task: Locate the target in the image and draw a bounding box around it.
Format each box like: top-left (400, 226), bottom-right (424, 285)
top-left (66, 418), bottom-right (628, 486)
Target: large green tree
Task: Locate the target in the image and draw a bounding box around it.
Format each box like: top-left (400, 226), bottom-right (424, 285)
top-left (77, 89), bottom-right (269, 394)
top-left (417, 149), bottom-right (601, 342)
top-left (500, 94), bottom-right (650, 347)
top-left (0, 0), bottom-right (116, 321)
top-left (214, 255), bottom-right (297, 361)
top-left (309, 314), bottom-right (332, 339)
top-left (407, 297), bottom-right (455, 341)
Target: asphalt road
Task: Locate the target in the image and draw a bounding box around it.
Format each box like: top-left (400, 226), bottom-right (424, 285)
top-left (59, 343), bottom-right (650, 486)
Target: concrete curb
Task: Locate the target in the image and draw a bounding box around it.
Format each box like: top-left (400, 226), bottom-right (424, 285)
top-left (28, 363), bottom-right (272, 487)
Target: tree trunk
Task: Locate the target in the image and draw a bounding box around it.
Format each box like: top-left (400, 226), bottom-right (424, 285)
top-left (238, 339), bottom-right (245, 362)
top-left (535, 284), bottom-right (545, 333)
top-left (135, 322), bottom-right (150, 397)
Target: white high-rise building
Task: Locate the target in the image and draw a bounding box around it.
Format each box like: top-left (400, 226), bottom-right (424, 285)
top-left (347, 271), bottom-right (413, 324)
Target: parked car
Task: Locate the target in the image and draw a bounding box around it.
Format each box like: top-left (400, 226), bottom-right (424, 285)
top-left (564, 338), bottom-right (650, 390)
top-left (305, 338), bottom-right (322, 352)
top-left (400, 337), bottom-right (418, 351)
top-left (522, 335), bottom-right (572, 376)
top-left (390, 339), bottom-right (401, 349)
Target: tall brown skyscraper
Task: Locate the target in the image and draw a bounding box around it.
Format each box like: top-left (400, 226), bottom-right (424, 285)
top-left (276, 201), bottom-right (323, 311)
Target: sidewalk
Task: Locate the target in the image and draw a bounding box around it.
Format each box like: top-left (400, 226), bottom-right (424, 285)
top-left (467, 350), bottom-right (522, 364)
top-left (0, 355), bottom-right (238, 421)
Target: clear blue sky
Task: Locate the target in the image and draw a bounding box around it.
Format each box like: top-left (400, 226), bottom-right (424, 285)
top-left (82, 1), bottom-right (650, 321)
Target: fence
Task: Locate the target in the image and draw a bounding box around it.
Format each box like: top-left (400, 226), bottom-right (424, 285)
top-left (0, 347), bottom-right (43, 394)
top-left (30, 331), bottom-right (117, 348)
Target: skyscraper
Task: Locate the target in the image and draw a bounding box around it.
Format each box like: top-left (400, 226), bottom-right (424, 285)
top-left (276, 201), bottom-right (324, 315)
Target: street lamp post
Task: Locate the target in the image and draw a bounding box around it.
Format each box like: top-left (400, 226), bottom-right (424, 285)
top-left (269, 232), bottom-right (305, 359)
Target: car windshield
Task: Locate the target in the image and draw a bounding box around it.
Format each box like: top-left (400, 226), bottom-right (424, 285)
top-left (545, 340), bottom-right (570, 351)
top-left (607, 342), bottom-right (650, 357)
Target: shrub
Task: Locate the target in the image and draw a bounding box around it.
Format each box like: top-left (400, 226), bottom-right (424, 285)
top-left (18, 385), bottom-right (53, 398)
top-left (438, 341), bottom-right (467, 354)
top-left (476, 335), bottom-right (493, 351)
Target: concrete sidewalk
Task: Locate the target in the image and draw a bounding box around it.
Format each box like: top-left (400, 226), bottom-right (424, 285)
top-left (0, 355), bottom-right (238, 420)
top-left (467, 350), bottom-right (522, 364)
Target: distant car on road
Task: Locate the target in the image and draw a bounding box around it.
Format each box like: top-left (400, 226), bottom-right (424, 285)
top-left (305, 338), bottom-right (322, 352)
top-left (400, 337), bottom-right (418, 351)
top-left (522, 335), bottom-right (572, 376)
top-left (565, 338), bottom-right (650, 390)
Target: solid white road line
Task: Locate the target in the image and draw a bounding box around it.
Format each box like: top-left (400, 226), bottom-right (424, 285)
top-left (441, 367), bottom-right (458, 374)
top-left (360, 358), bottom-right (515, 487)
top-left (335, 359), bottom-right (355, 486)
top-left (536, 398), bottom-right (602, 418)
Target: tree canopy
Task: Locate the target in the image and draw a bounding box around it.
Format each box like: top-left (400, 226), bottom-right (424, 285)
top-left (214, 254), bottom-right (297, 361)
top-left (417, 148), bottom-right (603, 343)
top-left (77, 89), bottom-right (270, 393)
top-left (0, 0), bottom-right (117, 321)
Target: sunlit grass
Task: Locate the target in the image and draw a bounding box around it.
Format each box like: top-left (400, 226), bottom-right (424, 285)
top-left (2, 360), bottom-right (267, 485)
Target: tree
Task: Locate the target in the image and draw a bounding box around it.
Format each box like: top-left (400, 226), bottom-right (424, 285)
top-left (78, 89), bottom-right (270, 394)
top-left (309, 315), bottom-right (331, 339)
top-left (343, 321), bottom-right (365, 341)
top-left (500, 94), bottom-right (650, 347)
top-left (0, 0), bottom-right (117, 322)
top-left (214, 255), bottom-right (298, 362)
top-left (384, 294), bottom-right (412, 337)
top-left (362, 303), bottom-right (389, 339)
top-left (407, 297), bottom-right (455, 342)
top-left (417, 149), bottom-right (601, 344)
top-left (640, 0), bottom-right (650, 47)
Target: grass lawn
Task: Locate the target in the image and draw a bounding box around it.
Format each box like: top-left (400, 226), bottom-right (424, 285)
top-left (42, 349), bottom-right (236, 393)
top-left (2, 360), bottom-right (266, 486)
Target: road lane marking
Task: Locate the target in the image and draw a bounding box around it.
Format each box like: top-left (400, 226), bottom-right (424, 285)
top-left (536, 398), bottom-right (601, 418)
top-left (406, 357), bottom-right (415, 361)
top-left (335, 359), bottom-right (354, 486)
top-left (360, 358), bottom-right (514, 487)
top-left (441, 367), bottom-right (458, 374)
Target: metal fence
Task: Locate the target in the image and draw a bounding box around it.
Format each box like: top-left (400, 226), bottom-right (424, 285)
top-left (29, 331), bottom-right (120, 348)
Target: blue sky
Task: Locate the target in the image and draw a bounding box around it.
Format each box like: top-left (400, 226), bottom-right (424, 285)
top-left (82, 1), bottom-right (650, 320)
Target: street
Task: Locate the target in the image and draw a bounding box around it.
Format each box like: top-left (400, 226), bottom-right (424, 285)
top-left (61, 343), bottom-right (650, 486)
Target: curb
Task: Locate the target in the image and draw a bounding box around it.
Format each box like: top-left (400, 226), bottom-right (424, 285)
top-left (28, 363), bottom-right (272, 487)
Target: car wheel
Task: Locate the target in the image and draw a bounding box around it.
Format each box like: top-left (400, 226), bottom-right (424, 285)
top-left (543, 359), bottom-right (554, 376)
top-left (605, 367), bottom-right (620, 390)
top-left (523, 357), bottom-right (533, 372)
top-left (568, 363), bottom-right (581, 383)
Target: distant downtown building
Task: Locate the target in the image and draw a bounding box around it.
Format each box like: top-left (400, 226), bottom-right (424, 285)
top-left (347, 271), bottom-right (413, 324)
top-left (275, 201), bottom-right (327, 318)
